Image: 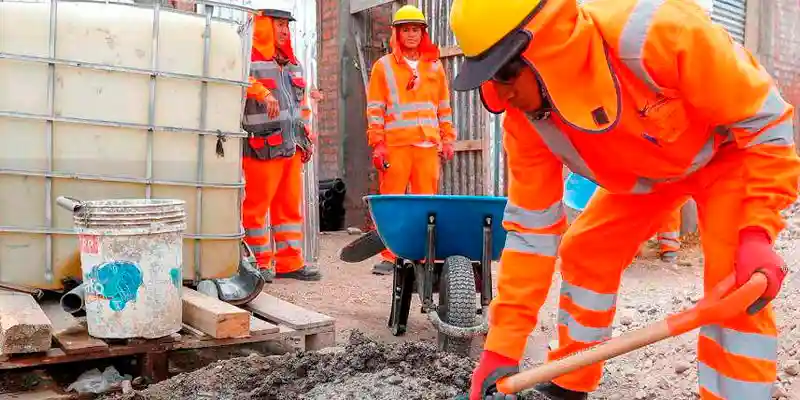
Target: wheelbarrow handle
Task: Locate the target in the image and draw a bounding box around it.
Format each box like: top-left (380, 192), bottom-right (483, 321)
top-left (495, 272), bottom-right (768, 395)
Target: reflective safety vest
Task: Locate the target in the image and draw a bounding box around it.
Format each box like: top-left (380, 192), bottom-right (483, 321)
top-left (366, 40), bottom-right (457, 148)
top-left (242, 57), bottom-right (312, 160)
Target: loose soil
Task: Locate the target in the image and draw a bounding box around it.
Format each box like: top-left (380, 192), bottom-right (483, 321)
top-left (105, 331), bottom-right (547, 400)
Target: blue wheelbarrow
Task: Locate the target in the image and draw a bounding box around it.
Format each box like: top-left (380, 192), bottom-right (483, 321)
top-left (339, 194), bottom-right (508, 354)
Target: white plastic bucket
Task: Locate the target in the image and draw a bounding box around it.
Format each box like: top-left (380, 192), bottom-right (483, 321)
top-left (69, 198), bottom-right (186, 339)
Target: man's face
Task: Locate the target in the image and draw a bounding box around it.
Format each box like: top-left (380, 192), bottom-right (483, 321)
top-left (397, 23), bottom-right (423, 50)
top-left (492, 58), bottom-right (543, 112)
top-left (273, 18), bottom-right (290, 47)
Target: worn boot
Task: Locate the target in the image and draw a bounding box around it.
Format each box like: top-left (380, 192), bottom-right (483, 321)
top-left (275, 265), bottom-right (322, 281)
top-left (371, 260), bottom-right (394, 275)
top-left (660, 250), bottom-right (678, 264)
top-left (533, 382), bottom-right (589, 400)
top-left (259, 267), bottom-right (275, 283)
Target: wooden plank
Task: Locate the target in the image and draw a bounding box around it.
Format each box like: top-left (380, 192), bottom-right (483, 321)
top-left (246, 293), bottom-right (334, 330)
top-left (453, 139), bottom-right (482, 152)
top-left (181, 288), bottom-right (249, 339)
top-left (350, 0), bottom-right (396, 14)
top-left (440, 45), bottom-right (463, 58)
top-left (39, 303), bottom-right (108, 354)
top-left (0, 293), bottom-right (52, 355)
top-left (250, 316), bottom-right (279, 336)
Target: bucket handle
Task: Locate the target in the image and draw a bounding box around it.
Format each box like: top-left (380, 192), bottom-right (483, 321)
top-left (56, 196), bottom-right (84, 213)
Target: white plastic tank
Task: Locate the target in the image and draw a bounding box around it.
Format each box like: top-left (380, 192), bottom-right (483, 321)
top-left (0, 0), bottom-right (253, 289)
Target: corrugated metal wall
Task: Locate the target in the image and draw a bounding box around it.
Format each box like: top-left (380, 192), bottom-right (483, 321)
top-left (417, 0), bottom-right (490, 195)
top-left (355, 0), bottom-right (493, 196)
top-left (712, 0), bottom-right (747, 44)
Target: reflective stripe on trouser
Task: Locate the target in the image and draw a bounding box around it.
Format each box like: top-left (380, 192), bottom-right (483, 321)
top-left (242, 153), bottom-right (304, 273)
top-left (378, 145), bottom-right (441, 262)
top-left (657, 206), bottom-right (683, 253)
top-left (548, 147), bottom-right (778, 397)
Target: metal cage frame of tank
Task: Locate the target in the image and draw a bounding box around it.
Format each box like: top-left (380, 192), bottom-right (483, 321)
top-left (0, 0), bottom-right (257, 286)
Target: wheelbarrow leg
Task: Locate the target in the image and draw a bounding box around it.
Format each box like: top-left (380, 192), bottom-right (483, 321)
top-left (388, 258), bottom-right (413, 336)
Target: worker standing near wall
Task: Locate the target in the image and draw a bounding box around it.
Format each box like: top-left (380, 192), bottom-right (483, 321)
top-left (449, 0), bottom-right (799, 399)
top-left (366, 5), bottom-right (457, 275)
top-left (241, 0), bottom-right (322, 283)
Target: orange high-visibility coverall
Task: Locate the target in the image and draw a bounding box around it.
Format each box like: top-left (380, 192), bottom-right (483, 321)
top-left (366, 26), bottom-right (456, 261)
top-left (480, 0), bottom-right (800, 398)
top-left (242, 14), bottom-right (313, 274)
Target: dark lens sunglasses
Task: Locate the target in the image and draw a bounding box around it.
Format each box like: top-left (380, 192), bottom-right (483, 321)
top-left (492, 57), bottom-right (527, 84)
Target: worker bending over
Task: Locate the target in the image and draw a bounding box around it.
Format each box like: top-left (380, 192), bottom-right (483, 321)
top-left (449, 0), bottom-right (798, 399)
top-left (366, 5), bottom-right (457, 275)
top-left (241, 2), bottom-right (321, 282)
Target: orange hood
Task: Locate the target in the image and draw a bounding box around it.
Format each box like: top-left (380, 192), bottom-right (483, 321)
top-left (252, 14), bottom-right (298, 64)
top-left (481, 0), bottom-right (619, 132)
top-left (389, 26), bottom-right (440, 63)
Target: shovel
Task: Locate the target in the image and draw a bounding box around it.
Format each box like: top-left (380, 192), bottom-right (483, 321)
top-left (491, 272), bottom-right (768, 396)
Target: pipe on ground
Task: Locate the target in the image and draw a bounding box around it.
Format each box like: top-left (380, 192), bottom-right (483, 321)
top-left (60, 282), bottom-right (86, 314)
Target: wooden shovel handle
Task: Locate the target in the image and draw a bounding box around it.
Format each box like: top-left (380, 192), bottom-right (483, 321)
top-left (495, 273), bottom-right (768, 394)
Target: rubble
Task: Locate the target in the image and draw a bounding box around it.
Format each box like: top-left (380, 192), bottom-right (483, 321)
top-left (104, 331), bottom-right (549, 400)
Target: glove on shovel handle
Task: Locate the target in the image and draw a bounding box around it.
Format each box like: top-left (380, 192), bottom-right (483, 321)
top-left (495, 272), bottom-right (769, 395)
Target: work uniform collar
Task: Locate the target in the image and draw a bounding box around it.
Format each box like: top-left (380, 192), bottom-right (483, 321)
top-left (480, 0), bottom-right (620, 133)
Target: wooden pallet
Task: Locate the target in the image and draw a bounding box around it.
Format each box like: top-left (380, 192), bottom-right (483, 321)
top-left (0, 291), bottom-right (336, 384)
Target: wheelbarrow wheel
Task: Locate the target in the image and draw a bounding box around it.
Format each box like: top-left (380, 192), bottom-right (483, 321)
top-left (437, 255), bottom-right (477, 356)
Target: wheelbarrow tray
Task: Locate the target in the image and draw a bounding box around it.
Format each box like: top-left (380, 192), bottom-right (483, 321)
top-left (365, 194), bottom-right (508, 261)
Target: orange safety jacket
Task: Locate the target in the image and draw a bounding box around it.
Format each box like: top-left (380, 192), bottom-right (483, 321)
top-left (243, 14), bottom-right (313, 160)
top-left (483, 0), bottom-right (799, 372)
top-left (366, 27), bottom-right (457, 147)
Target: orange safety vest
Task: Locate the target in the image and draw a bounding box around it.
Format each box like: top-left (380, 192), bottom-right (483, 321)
top-left (366, 27), bottom-right (457, 147)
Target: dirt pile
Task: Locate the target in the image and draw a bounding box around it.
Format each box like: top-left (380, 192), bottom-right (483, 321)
top-left (106, 331), bottom-right (545, 400)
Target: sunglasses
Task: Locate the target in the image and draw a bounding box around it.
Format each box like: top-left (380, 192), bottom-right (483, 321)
top-left (492, 57), bottom-right (527, 84)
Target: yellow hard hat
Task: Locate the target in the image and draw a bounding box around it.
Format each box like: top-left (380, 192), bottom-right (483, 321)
top-left (393, 5), bottom-right (427, 26)
top-left (450, 0), bottom-right (543, 91)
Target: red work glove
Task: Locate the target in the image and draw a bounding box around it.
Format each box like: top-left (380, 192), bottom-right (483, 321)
top-left (372, 142), bottom-right (389, 171)
top-left (300, 145), bottom-right (313, 164)
top-left (735, 226), bottom-right (789, 314)
top-left (441, 141), bottom-right (455, 161)
top-left (469, 351), bottom-right (519, 400)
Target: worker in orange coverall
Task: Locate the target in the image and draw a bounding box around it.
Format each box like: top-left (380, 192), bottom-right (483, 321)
top-left (655, 203), bottom-right (685, 262)
top-left (448, 0), bottom-right (798, 399)
top-left (366, 5), bottom-right (457, 275)
top-left (241, 3), bottom-right (322, 283)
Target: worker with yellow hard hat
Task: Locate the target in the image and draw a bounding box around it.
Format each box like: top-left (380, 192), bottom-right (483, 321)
top-left (366, 4), bottom-right (457, 275)
top-left (449, 0), bottom-right (798, 399)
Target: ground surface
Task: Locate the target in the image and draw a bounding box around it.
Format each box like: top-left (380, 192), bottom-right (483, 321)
top-left (6, 206), bottom-right (800, 399)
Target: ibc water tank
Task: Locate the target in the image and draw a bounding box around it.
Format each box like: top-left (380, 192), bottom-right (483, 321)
top-left (0, 0), bottom-right (252, 289)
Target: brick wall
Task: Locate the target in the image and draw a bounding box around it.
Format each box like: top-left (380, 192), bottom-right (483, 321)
top-left (768, 0), bottom-right (800, 138)
top-left (316, 0), bottom-right (341, 180)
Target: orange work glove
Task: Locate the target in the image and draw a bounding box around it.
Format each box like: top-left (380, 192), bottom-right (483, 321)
top-left (372, 142), bottom-right (389, 171)
top-left (440, 141), bottom-right (455, 161)
top-left (735, 226), bottom-right (789, 314)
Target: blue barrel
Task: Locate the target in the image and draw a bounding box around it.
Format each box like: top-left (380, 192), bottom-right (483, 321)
top-left (563, 172), bottom-right (598, 212)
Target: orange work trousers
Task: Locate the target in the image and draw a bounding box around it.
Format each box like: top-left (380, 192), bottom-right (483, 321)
top-left (379, 145), bottom-right (441, 261)
top-left (242, 153), bottom-right (304, 274)
top-left (656, 205), bottom-right (684, 254)
top-left (547, 147), bottom-right (778, 396)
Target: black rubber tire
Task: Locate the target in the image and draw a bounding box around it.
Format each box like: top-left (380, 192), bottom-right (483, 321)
top-left (437, 255), bottom-right (478, 356)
